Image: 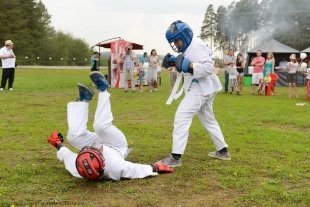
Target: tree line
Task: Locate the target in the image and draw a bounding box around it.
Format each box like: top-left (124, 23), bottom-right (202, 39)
top-left (0, 0), bottom-right (92, 66)
top-left (200, 0), bottom-right (310, 55)
top-left (2, 0), bottom-right (308, 66)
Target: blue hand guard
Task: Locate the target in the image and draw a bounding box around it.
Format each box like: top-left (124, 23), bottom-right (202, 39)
top-left (175, 54), bottom-right (191, 73)
top-left (162, 53), bottom-right (176, 69)
top-left (169, 56), bottom-right (176, 63)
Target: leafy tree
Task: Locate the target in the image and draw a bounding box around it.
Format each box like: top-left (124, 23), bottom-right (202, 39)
top-left (226, 0), bottom-right (261, 52)
top-left (0, 0), bottom-right (91, 66)
top-left (205, 0), bottom-right (310, 55)
top-left (214, 6), bottom-right (229, 55)
top-left (0, 0), bottom-right (24, 53)
top-left (37, 32), bottom-right (89, 66)
top-left (200, 4), bottom-right (216, 49)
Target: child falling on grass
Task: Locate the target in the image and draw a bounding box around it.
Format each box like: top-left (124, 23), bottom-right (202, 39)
top-left (227, 62), bottom-right (238, 94)
top-left (48, 71), bottom-right (174, 181)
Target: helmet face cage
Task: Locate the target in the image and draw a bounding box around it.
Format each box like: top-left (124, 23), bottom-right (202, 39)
top-left (76, 146), bottom-right (105, 180)
top-left (165, 20), bottom-right (193, 53)
top-left (169, 42), bottom-right (179, 53)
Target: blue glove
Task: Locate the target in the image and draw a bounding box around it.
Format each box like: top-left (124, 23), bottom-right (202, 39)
top-left (175, 54), bottom-right (191, 73)
top-left (162, 53), bottom-right (176, 69)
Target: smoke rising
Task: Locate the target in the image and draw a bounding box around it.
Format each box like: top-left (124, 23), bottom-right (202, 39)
top-left (220, 0), bottom-right (310, 51)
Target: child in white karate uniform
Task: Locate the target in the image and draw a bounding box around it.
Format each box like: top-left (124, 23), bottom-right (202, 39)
top-left (48, 72), bottom-right (173, 180)
top-left (159, 20), bottom-right (231, 167)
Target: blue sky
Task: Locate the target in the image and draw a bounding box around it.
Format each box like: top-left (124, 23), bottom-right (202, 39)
top-left (41, 0), bottom-right (233, 55)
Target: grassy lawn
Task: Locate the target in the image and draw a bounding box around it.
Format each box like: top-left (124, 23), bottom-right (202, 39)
top-left (0, 68), bottom-right (309, 207)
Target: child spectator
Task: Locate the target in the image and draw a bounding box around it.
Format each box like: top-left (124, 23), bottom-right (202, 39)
top-left (168, 66), bottom-right (177, 93)
top-left (136, 62), bottom-right (144, 92)
top-left (228, 62), bottom-right (238, 94)
top-left (257, 71), bottom-right (271, 95)
top-left (287, 54), bottom-right (299, 98)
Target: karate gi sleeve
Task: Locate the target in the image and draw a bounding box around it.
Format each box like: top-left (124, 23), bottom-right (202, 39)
top-left (192, 60), bottom-right (215, 78)
top-left (57, 147), bottom-right (82, 178)
top-left (120, 161), bottom-right (158, 179)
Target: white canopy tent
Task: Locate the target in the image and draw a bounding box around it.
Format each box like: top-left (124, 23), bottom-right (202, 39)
top-left (301, 47), bottom-right (310, 53)
top-left (247, 39), bottom-right (306, 86)
top-left (248, 39), bottom-right (299, 53)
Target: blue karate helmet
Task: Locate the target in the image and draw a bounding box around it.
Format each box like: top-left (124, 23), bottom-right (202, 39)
top-left (165, 20), bottom-right (193, 53)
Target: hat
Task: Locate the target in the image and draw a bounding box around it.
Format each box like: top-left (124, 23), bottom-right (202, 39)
top-left (5, 40), bottom-right (13, 46)
top-left (289, 54), bottom-right (296, 60)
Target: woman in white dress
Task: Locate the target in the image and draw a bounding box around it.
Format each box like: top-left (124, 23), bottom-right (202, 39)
top-left (148, 49), bottom-right (160, 92)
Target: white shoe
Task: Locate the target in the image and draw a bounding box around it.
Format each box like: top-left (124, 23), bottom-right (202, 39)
top-left (9, 88), bottom-right (13, 91)
top-left (0, 88), bottom-right (3, 91)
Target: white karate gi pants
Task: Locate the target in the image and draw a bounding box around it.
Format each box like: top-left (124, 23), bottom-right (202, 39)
top-left (172, 82), bottom-right (228, 154)
top-left (56, 91), bottom-right (156, 180)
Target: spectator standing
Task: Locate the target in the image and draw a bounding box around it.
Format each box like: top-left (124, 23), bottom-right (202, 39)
top-left (0, 40), bottom-right (16, 91)
top-left (139, 52), bottom-right (149, 87)
top-left (264, 52), bottom-right (275, 76)
top-left (223, 49), bottom-right (236, 93)
top-left (90, 52), bottom-right (100, 71)
top-left (250, 50), bottom-right (265, 94)
top-left (264, 52), bottom-right (275, 95)
top-left (121, 43), bottom-right (136, 92)
top-left (157, 63), bottom-right (162, 86)
top-left (305, 64), bottom-right (310, 100)
top-left (148, 49), bottom-right (160, 92)
top-left (279, 58), bottom-right (288, 71)
top-left (136, 62), bottom-right (145, 92)
top-left (227, 62), bottom-right (238, 94)
top-left (168, 66), bottom-right (178, 93)
top-left (306, 64), bottom-right (310, 80)
top-left (286, 54), bottom-right (299, 98)
top-left (140, 52), bottom-right (148, 65)
top-left (236, 53), bottom-right (245, 95)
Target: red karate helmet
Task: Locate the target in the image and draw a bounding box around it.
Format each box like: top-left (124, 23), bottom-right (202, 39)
top-left (75, 146), bottom-right (105, 180)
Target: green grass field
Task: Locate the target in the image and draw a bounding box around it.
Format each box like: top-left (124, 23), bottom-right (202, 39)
top-left (0, 69), bottom-right (309, 207)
